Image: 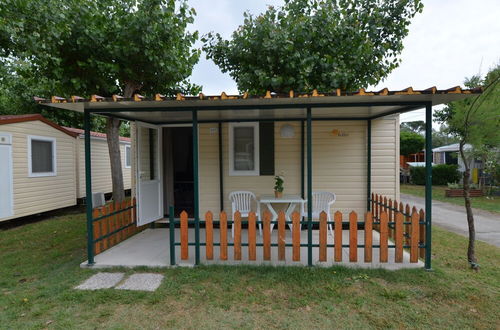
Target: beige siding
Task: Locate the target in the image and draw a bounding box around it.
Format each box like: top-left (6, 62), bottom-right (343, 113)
top-left (372, 116), bottom-right (399, 201)
top-left (76, 137), bottom-right (132, 198)
top-left (130, 117), bottom-right (399, 220)
top-left (199, 118), bottom-right (398, 218)
top-left (0, 121), bottom-right (76, 222)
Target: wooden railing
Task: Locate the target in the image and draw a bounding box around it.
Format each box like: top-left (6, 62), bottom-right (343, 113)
top-left (174, 204), bottom-right (425, 265)
top-left (92, 198), bottom-right (146, 255)
top-left (370, 193), bottom-right (426, 258)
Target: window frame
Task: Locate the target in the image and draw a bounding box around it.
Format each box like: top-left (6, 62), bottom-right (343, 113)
top-left (28, 135), bottom-right (57, 177)
top-left (124, 144), bottom-right (131, 168)
top-left (228, 122), bottom-right (260, 176)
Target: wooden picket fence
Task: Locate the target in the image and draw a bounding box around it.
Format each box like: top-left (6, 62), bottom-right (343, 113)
top-left (371, 193), bottom-right (426, 258)
top-left (92, 198), bottom-right (146, 255)
top-left (177, 204), bottom-right (425, 264)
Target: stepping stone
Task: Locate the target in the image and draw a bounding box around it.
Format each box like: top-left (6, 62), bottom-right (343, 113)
top-left (115, 273), bottom-right (164, 292)
top-left (75, 272), bottom-right (124, 290)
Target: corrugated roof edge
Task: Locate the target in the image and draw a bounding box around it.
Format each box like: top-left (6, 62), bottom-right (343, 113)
top-left (34, 86), bottom-right (482, 104)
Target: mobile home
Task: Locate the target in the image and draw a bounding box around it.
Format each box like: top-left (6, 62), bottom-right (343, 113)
top-left (0, 114), bottom-right (131, 222)
top-left (0, 114), bottom-right (78, 222)
top-left (41, 86), bottom-right (480, 269)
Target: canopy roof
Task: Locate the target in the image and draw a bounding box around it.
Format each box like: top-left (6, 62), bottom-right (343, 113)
top-left (38, 86), bottom-right (481, 124)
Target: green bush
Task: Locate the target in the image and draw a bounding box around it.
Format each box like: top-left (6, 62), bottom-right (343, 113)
top-left (410, 166), bottom-right (426, 185)
top-left (410, 164), bottom-right (461, 185)
top-left (400, 131), bottom-right (425, 156)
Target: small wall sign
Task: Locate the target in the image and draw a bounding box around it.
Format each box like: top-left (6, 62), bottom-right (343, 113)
top-left (331, 129), bottom-right (349, 137)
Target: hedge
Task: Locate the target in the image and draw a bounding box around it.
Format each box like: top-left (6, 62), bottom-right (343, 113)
top-left (410, 164), bottom-right (461, 185)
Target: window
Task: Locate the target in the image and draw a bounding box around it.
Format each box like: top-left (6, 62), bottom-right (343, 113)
top-left (125, 145), bottom-right (131, 168)
top-left (28, 136), bottom-right (56, 177)
top-left (229, 122), bottom-right (259, 176)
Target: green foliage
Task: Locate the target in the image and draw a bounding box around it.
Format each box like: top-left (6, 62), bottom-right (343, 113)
top-left (400, 120), bottom-right (425, 133)
top-left (274, 175), bottom-right (284, 192)
top-left (410, 164), bottom-right (460, 185)
top-left (431, 127), bottom-right (459, 148)
top-left (203, 0), bottom-right (423, 94)
top-left (434, 64), bottom-right (500, 158)
top-left (400, 131), bottom-right (424, 156)
top-left (409, 166), bottom-right (425, 185)
top-left (0, 0), bottom-right (200, 130)
top-left (433, 164), bottom-right (461, 185)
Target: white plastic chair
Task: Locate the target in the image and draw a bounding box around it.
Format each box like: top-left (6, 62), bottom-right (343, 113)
top-left (302, 192), bottom-right (336, 236)
top-left (229, 191), bottom-right (262, 237)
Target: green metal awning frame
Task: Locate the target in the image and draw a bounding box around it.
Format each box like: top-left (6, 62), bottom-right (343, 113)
top-left (41, 90), bottom-right (480, 270)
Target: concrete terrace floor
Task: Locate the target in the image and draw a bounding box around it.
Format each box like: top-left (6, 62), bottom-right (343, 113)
top-left (84, 227), bottom-right (424, 270)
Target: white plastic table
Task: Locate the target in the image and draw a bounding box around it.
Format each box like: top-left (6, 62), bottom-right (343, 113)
top-left (258, 194), bottom-right (306, 232)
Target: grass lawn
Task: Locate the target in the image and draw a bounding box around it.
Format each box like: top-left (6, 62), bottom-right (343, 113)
top-left (1, 212), bottom-right (499, 329)
top-left (401, 184), bottom-right (500, 214)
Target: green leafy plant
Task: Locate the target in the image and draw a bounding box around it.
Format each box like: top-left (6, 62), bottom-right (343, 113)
top-left (274, 175), bottom-right (284, 192)
top-left (410, 164), bottom-right (460, 185)
top-left (434, 64), bottom-right (500, 269)
top-left (400, 131), bottom-right (425, 156)
top-left (0, 0), bottom-right (200, 203)
top-left (203, 0), bottom-right (423, 94)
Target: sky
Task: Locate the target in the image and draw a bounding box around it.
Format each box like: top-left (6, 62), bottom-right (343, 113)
top-left (187, 0), bottom-right (500, 124)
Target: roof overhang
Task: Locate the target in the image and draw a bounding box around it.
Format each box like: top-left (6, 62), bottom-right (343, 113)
top-left (39, 88), bottom-right (481, 124)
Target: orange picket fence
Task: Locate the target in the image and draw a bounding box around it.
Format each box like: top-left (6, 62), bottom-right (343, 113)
top-left (371, 193), bottom-right (426, 258)
top-left (92, 198), bottom-right (146, 255)
top-left (175, 200), bottom-right (425, 265)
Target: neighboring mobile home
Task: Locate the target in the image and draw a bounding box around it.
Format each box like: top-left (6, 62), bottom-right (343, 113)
top-left (0, 114), bottom-right (78, 222)
top-left (63, 127), bottom-right (132, 199)
top-left (432, 142), bottom-right (489, 184)
top-left (0, 114), bottom-right (131, 222)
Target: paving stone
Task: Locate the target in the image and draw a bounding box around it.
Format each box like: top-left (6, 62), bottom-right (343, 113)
top-left (75, 272), bottom-right (124, 290)
top-left (115, 273), bottom-right (164, 292)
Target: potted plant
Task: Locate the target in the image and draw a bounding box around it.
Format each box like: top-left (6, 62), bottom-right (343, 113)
top-left (274, 175), bottom-right (284, 198)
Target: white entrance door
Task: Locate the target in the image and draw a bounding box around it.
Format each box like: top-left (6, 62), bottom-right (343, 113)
top-left (136, 123), bottom-right (163, 226)
top-left (0, 133), bottom-right (13, 219)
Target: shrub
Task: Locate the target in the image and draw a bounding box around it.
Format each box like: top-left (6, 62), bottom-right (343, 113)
top-left (400, 131), bottom-right (425, 156)
top-left (410, 164), bottom-right (461, 185)
top-left (410, 166), bottom-right (426, 185)
top-left (434, 164), bottom-right (461, 185)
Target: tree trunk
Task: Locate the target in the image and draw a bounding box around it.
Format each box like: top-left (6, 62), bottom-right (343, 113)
top-left (105, 81), bottom-right (141, 203)
top-left (106, 118), bottom-right (125, 203)
top-left (459, 140), bottom-right (479, 270)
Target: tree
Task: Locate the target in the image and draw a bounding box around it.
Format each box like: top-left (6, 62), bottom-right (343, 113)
top-left (203, 0), bottom-right (423, 94)
top-left (400, 131), bottom-right (424, 156)
top-left (400, 120), bottom-right (425, 133)
top-left (0, 0), bottom-right (200, 202)
top-left (435, 64), bottom-right (500, 270)
top-left (431, 126), bottom-right (459, 149)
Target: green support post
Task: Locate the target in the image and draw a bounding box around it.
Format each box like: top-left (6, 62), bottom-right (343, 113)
top-left (306, 108), bottom-right (313, 266)
top-left (425, 103), bottom-right (433, 270)
top-left (84, 109), bottom-right (94, 265)
top-left (169, 206), bottom-right (176, 266)
top-left (301, 120), bottom-right (305, 199)
top-left (218, 122), bottom-right (224, 211)
top-left (193, 110), bottom-right (200, 265)
top-left (367, 120), bottom-right (371, 211)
